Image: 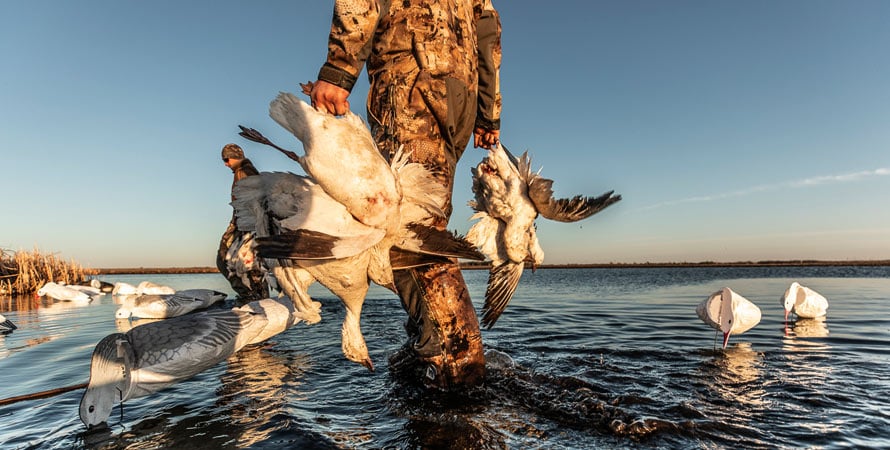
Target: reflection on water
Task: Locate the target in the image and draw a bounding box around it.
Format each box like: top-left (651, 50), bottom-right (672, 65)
top-left (706, 343), bottom-right (767, 409)
top-left (217, 344), bottom-right (310, 448)
top-left (1, 269), bottom-right (889, 449)
top-left (788, 318), bottom-right (830, 338)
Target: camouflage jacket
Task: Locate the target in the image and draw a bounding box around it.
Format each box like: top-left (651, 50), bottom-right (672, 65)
top-left (317, 0), bottom-right (502, 132)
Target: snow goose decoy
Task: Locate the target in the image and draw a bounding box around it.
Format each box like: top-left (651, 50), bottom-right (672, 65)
top-left (696, 287), bottom-right (762, 349)
top-left (781, 282), bottom-right (828, 321)
top-left (115, 289), bottom-right (228, 319)
top-left (0, 313), bottom-right (16, 334)
top-left (466, 143), bottom-right (621, 328)
top-left (36, 282), bottom-right (92, 303)
top-left (233, 92), bottom-right (483, 371)
top-left (79, 305), bottom-right (271, 427)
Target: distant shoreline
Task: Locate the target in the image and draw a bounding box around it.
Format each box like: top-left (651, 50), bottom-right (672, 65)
top-left (89, 260), bottom-right (890, 275)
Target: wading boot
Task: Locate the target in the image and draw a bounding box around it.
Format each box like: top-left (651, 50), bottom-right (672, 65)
top-left (391, 262), bottom-right (485, 390)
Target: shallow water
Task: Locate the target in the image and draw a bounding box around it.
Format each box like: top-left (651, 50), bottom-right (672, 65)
top-left (1, 267), bottom-right (888, 449)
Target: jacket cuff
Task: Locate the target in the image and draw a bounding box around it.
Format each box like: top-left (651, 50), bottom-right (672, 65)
top-left (475, 115), bottom-right (500, 131)
top-left (317, 63), bottom-right (358, 92)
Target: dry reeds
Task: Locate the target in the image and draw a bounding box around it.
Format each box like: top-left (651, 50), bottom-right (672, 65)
top-left (0, 248), bottom-right (91, 295)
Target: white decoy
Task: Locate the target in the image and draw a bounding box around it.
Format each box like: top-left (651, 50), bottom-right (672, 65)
top-left (36, 282), bottom-right (92, 303)
top-left (234, 93), bottom-right (483, 370)
top-left (234, 296), bottom-right (305, 344)
top-left (115, 289), bottom-right (228, 319)
top-left (65, 284), bottom-right (104, 298)
top-left (111, 281), bottom-right (176, 296)
top-left (112, 282), bottom-right (138, 296)
top-left (696, 287), bottom-right (762, 349)
top-left (781, 282), bottom-right (828, 321)
top-left (466, 143), bottom-right (621, 328)
top-left (136, 281), bottom-right (176, 295)
top-left (80, 278), bottom-right (114, 293)
top-left (0, 313), bottom-right (16, 333)
top-left (79, 296), bottom-right (307, 427)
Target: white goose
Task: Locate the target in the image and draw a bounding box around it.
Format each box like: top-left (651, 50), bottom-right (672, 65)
top-left (0, 313), bottom-right (16, 333)
top-left (696, 287), bottom-right (762, 349)
top-left (115, 289), bottom-right (228, 319)
top-left (112, 281), bottom-right (176, 296)
top-left (37, 282), bottom-right (92, 303)
top-left (233, 92), bottom-right (483, 371)
top-left (80, 296), bottom-right (304, 427)
top-left (466, 143), bottom-right (621, 328)
top-left (781, 282), bottom-right (828, 321)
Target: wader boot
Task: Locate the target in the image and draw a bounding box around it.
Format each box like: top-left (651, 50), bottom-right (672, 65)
top-left (391, 261), bottom-right (485, 389)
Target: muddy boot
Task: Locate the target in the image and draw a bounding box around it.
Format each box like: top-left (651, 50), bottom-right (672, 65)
top-left (391, 262), bottom-right (485, 390)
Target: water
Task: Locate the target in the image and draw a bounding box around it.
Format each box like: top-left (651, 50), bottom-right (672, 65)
top-left (1, 266), bottom-right (888, 449)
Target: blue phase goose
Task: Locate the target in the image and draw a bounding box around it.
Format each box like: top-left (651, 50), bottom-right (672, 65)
top-left (115, 289), bottom-right (228, 319)
top-left (79, 296), bottom-right (302, 427)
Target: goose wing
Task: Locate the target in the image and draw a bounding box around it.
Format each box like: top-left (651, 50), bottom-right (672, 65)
top-left (233, 172), bottom-right (385, 259)
top-left (126, 309), bottom-right (263, 390)
top-left (481, 261), bottom-right (524, 329)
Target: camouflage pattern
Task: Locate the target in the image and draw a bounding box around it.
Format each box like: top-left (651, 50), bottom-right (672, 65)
top-left (318, 0), bottom-right (501, 389)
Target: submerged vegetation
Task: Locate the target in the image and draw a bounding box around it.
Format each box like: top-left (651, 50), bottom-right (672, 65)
top-left (0, 248), bottom-right (91, 295)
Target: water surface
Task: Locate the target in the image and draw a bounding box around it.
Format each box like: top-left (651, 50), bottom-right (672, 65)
top-left (1, 266), bottom-right (888, 448)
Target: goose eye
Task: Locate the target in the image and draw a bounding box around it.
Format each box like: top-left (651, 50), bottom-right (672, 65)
top-left (89, 405), bottom-right (95, 413)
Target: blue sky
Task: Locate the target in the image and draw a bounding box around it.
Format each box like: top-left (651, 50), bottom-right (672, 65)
top-left (3, 1), bottom-right (889, 268)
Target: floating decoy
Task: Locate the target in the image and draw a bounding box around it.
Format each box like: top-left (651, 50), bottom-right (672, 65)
top-left (112, 281), bottom-right (176, 296)
top-left (466, 143), bottom-right (621, 328)
top-left (696, 287), bottom-right (762, 349)
top-left (115, 289), bottom-right (228, 319)
top-left (781, 282), bottom-right (828, 321)
top-left (36, 282), bottom-right (92, 303)
top-left (79, 296), bottom-right (306, 427)
top-left (0, 313), bottom-right (16, 333)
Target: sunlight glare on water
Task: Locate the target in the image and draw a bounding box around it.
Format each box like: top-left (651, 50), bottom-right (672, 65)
top-left (0, 267), bottom-right (888, 448)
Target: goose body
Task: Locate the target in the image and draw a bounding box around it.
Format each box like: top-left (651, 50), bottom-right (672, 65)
top-left (112, 281), bottom-right (176, 296)
top-left (231, 93), bottom-right (482, 370)
top-left (696, 287), bottom-right (762, 348)
top-left (37, 282), bottom-right (92, 302)
top-left (269, 92), bottom-right (400, 231)
top-left (0, 313), bottom-right (16, 333)
top-left (781, 282), bottom-right (828, 320)
top-left (80, 296), bottom-right (306, 427)
top-left (115, 289), bottom-right (228, 319)
top-left (466, 144), bottom-right (621, 328)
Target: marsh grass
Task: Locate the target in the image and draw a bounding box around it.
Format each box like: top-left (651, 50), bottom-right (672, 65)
top-left (0, 248), bottom-right (91, 295)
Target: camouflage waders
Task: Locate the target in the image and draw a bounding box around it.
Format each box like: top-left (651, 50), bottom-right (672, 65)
top-left (318, 0), bottom-right (501, 389)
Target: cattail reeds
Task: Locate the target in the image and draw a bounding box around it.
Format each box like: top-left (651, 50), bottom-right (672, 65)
top-left (0, 248), bottom-right (92, 295)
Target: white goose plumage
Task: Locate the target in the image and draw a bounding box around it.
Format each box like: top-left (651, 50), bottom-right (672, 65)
top-left (466, 143), bottom-right (621, 328)
top-left (233, 92), bottom-right (483, 370)
top-left (112, 281), bottom-right (176, 296)
top-left (696, 287), bottom-right (762, 349)
top-left (115, 289), bottom-right (228, 319)
top-left (781, 282), bottom-right (828, 321)
top-left (79, 296), bottom-right (302, 427)
top-left (37, 282), bottom-right (93, 303)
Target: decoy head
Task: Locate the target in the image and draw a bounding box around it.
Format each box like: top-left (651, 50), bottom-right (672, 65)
top-left (80, 334), bottom-right (134, 428)
top-left (719, 287), bottom-right (736, 349)
top-left (781, 282), bottom-right (802, 321)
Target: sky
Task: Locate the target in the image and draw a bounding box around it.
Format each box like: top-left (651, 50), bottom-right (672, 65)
top-left (2, 1), bottom-right (889, 268)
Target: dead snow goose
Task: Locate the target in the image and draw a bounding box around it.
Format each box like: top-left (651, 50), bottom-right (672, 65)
top-left (466, 143), bottom-right (621, 328)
